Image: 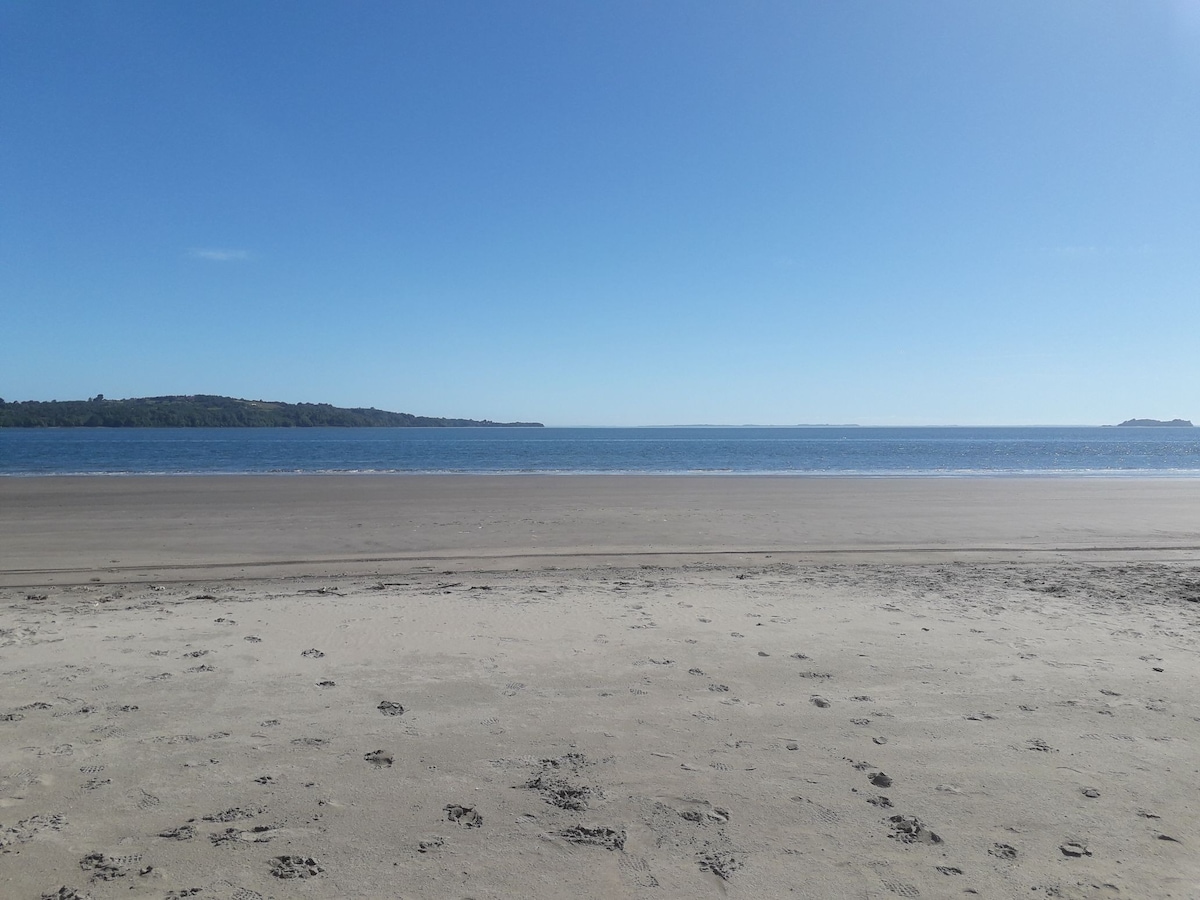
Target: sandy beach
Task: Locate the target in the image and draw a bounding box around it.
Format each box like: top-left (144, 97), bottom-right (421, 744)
top-left (2, 476), bottom-right (1199, 899)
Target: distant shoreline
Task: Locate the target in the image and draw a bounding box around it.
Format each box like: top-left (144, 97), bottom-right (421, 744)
top-left (1113, 418), bottom-right (1193, 427)
top-left (0, 395), bottom-right (543, 428)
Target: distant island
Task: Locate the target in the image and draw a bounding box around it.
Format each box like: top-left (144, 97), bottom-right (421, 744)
top-left (1115, 418), bottom-right (1193, 427)
top-left (0, 395), bottom-right (543, 428)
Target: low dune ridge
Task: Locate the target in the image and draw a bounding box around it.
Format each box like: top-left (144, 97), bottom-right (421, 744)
top-left (1, 477), bottom-right (1199, 899)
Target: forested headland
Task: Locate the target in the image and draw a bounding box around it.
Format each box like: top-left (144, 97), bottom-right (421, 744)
top-left (0, 395), bottom-right (543, 428)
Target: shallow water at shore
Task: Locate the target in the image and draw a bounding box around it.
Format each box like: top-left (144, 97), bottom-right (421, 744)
top-left (3, 425), bottom-right (1200, 476)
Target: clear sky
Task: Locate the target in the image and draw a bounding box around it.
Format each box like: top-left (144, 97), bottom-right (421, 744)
top-left (3, 1), bottom-right (1198, 426)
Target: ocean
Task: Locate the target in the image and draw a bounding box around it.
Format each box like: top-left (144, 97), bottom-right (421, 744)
top-left (1, 426), bottom-right (1198, 477)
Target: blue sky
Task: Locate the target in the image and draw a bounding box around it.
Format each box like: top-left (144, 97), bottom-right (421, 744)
top-left (3, 1), bottom-right (1198, 425)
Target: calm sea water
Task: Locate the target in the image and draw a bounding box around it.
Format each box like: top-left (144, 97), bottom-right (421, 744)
top-left (2, 426), bottom-right (1199, 476)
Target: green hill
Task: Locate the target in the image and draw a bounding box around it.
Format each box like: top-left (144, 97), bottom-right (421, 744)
top-left (0, 395), bottom-right (543, 428)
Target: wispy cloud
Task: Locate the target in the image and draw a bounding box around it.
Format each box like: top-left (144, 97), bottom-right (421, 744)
top-left (188, 247), bottom-right (250, 262)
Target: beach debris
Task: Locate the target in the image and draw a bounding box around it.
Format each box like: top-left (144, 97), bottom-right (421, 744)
top-left (810, 696), bottom-right (831, 708)
top-left (377, 700), bottom-right (405, 716)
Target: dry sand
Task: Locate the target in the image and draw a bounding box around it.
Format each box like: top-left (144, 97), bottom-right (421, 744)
top-left (2, 476), bottom-right (1199, 899)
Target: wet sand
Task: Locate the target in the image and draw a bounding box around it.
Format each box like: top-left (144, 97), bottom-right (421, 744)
top-left (4, 475), bottom-right (1200, 586)
top-left (2, 476), bottom-right (1199, 899)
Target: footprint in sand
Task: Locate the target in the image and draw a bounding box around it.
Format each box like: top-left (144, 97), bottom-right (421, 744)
top-left (42, 888), bottom-right (91, 900)
top-left (880, 880), bottom-right (921, 897)
top-left (270, 855), bottom-right (324, 879)
top-left (203, 807), bottom-right (263, 823)
top-left (363, 749), bottom-right (394, 768)
top-left (134, 789), bottom-right (160, 810)
top-left (886, 814), bottom-right (942, 844)
top-left (445, 804), bottom-right (483, 827)
top-left (559, 825), bottom-right (626, 850)
top-left (79, 851), bottom-right (126, 881)
top-left (300, 648), bottom-right (325, 659)
top-left (697, 851), bottom-right (742, 881)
